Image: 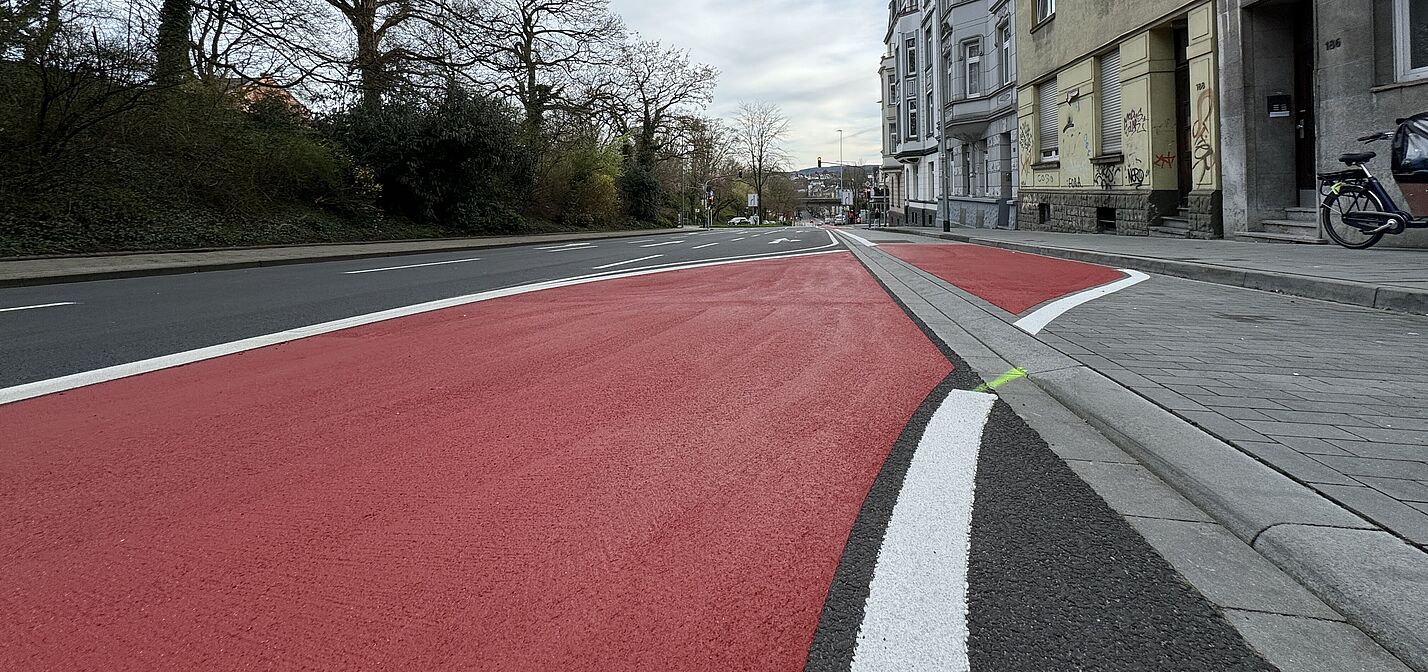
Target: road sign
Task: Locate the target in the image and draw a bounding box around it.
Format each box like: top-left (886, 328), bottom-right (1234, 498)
top-left (748, 194), bottom-right (759, 208)
top-left (841, 190), bottom-right (853, 206)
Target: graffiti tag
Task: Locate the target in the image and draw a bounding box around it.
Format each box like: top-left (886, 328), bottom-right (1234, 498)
top-left (1123, 108), bottom-right (1147, 135)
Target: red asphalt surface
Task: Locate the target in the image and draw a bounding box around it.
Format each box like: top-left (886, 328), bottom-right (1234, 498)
top-left (883, 243), bottom-right (1125, 314)
top-left (1, 253), bottom-right (951, 671)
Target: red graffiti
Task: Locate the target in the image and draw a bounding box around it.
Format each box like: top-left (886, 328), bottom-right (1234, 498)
top-left (1153, 153), bottom-right (1176, 168)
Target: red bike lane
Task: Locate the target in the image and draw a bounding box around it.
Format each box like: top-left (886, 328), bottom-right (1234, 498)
top-left (1, 253), bottom-right (951, 671)
top-left (881, 243), bottom-right (1126, 315)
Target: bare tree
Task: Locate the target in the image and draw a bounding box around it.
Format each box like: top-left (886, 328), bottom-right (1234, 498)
top-left (472, 0), bottom-right (622, 132)
top-left (732, 100), bottom-right (790, 223)
top-left (605, 39), bottom-right (716, 160)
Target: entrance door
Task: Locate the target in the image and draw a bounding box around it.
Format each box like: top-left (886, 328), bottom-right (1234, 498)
top-left (1174, 23), bottom-right (1192, 207)
top-left (1293, 5), bottom-right (1317, 206)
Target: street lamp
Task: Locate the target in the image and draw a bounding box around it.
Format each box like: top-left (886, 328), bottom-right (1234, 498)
top-left (837, 129), bottom-right (845, 222)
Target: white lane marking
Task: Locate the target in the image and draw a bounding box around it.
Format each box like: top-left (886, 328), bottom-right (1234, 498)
top-left (0, 236), bottom-right (843, 406)
top-left (592, 255), bottom-right (663, 270)
top-left (691, 242), bottom-right (719, 249)
top-left (639, 241), bottom-right (683, 248)
top-left (344, 258), bottom-right (481, 274)
top-left (0, 302), bottom-right (78, 313)
top-left (535, 243), bottom-right (594, 251)
top-left (1013, 269), bottom-right (1150, 335)
top-left (852, 389), bottom-right (997, 672)
top-left (543, 246), bottom-right (599, 252)
top-left (767, 238), bottom-right (802, 244)
top-left (732, 237), bottom-right (746, 241)
top-left (833, 230), bottom-right (879, 248)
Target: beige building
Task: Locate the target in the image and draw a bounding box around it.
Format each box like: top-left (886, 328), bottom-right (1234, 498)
top-left (1015, 0), bottom-right (1223, 238)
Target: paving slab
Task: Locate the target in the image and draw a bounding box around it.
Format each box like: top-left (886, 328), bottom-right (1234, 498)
top-left (1225, 610), bottom-right (1414, 672)
top-left (1255, 525), bottom-right (1428, 672)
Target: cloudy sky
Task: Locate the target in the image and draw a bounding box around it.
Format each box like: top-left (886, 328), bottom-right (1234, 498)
top-left (608, 0), bottom-right (886, 170)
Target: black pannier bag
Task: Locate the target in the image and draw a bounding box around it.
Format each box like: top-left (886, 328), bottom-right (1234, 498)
top-left (1391, 111), bottom-right (1428, 214)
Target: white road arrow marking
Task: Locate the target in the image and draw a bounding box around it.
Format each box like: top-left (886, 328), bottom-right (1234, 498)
top-left (767, 238), bottom-right (800, 244)
top-left (851, 389), bottom-right (996, 672)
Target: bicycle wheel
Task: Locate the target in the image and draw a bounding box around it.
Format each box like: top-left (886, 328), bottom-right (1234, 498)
top-left (1321, 185), bottom-right (1386, 249)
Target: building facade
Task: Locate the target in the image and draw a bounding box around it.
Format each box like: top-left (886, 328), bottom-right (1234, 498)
top-left (881, 0), bottom-right (940, 229)
top-left (1015, 0), bottom-right (1223, 238)
top-left (1219, 0), bottom-right (1428, 247)
top-left (877, 50), bottom-right (907, 225)
top-left (942, 0), bottom-right (1020, 229)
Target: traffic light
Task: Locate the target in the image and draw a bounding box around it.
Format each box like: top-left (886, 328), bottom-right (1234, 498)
top-left (817, 157), bottom-right (822, 168)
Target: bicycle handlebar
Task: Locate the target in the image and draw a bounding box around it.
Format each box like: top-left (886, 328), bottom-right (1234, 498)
top-left (1357, 131), bottom-right (1391, 142)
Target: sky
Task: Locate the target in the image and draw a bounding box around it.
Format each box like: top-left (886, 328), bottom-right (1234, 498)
top-left (608, 0), bottom-right (886, 170)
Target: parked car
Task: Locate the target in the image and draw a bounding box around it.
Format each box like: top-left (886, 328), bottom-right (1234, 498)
top-left (727, 217), bottom-right (751, 226)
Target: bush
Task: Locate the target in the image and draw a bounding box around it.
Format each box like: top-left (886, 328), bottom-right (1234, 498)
top-left (326, 87), bottom-right (534, 235)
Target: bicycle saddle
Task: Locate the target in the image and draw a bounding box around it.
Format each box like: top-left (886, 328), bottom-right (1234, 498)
top-left (1339, 151), bottom-right (1376, 165)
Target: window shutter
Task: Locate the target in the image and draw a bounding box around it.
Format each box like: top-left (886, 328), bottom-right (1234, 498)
top-left (1099, 51), bottom-right (1123, 154)
top-left (1038, 81), bottom-right (1059, 154)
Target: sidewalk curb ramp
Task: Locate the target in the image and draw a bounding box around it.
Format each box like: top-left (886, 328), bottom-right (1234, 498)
top-left (885, 227), bottom-right (1428, 316)
top-left (843, 241), bottom-right (1428, 671)
top-left (0, 228), bottom-right (688, 288)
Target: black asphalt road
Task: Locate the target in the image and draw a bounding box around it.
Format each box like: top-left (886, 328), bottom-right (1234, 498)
top-left (0, 227), bottom-right (837, 387)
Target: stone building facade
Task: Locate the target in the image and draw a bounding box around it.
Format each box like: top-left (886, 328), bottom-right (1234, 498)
top-left (942, 0), bottom-right (1020, 230)
top-left (1218, 0), bottom-right (1428, 247)
top-left (881, 0), bottom-right (941, 230)
top-left (1015, 0), bottom-right (1223, 238)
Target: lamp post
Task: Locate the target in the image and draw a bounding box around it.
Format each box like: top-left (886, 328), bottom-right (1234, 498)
top-left (837, 129), bottom-right (845, 222)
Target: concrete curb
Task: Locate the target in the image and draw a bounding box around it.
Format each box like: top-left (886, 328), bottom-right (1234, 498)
top-left (843, 241), bottom-right (1428, 671)
top-left (0, 228), bottom-right (687, 288)
top-left (884, 227), bottom-right (1428, 316)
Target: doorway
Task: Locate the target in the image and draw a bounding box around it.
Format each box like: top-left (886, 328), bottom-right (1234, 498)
top-left (1174, 21), bottom-right (1192, 208)
top-left (1292, 5), bottom-right (1317, 207)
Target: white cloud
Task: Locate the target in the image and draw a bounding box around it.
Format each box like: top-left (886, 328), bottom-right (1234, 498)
top-left (609, 0), bottom-right (886, 170)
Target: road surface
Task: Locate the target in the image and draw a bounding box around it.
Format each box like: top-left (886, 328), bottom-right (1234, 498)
top-left (2, 226), bottom-right (1276, 670)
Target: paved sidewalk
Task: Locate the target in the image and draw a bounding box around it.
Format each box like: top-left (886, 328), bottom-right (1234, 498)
top-left (843, 234), bottom-right (1428, 669)
top-left (886, 227), bottom-right (1428, 315)
top-left (0, 228), bottom-right (686, 287)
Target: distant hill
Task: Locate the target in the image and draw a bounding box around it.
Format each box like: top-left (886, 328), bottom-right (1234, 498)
top-left (791, 165), bottom-right (878, 178)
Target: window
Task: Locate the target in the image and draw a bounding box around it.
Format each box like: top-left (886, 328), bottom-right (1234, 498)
top-left (926, 91), bottom-right (934, 136)
top-left (928, 160), bottom-right (936, 199)
top-left (961, 144), bottom-right (972, 195)
top-left (999, 25), bottom-right (1013, 85)
top-left (965, 41), bottom-right (982, 96)
top-left (908, 96), bottom-right (919, 140)
top-left (1396, 0), bottom-right (1428, 81)
top-left (888, 74), bottom-right (897, 101)
top-left (1036, 0), bottom-right (1056, 23)
top-left (889, 122), bottom-right (898, 149)
top-left (906, 38), bottom-right (917, 76)
top-left (925, 29), bottom-right (934, 75)
top-left (1098, 50), bottom-right (1123, 154)
top-left (1037, 80), bottom-right (1059, 160)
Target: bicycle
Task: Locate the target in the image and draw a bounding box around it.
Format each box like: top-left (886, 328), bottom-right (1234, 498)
top-left (1317, 111), bottom-right (1428, 249)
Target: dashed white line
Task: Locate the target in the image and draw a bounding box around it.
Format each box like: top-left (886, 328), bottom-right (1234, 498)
top-left (344, 257), bottom-right (481, 274)
top-left (732, 237), bottom-right (746, 241)
top-left (0, 302), bottom-right (78, 313)
top-left (851, 389), bottom-right (996, 672)
top-left (639, 241), bottom-right (683, 248)
top-left (535, 243), bottom-right (595, 251)
top-left (691, 242), bottom-right (719, 249)
top-left (592, 254), bottom-right (664, 270)
top-left (1012, 269), bottom-right (1150, 335)
top-left (542, 246), bottom-right (599, 252)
